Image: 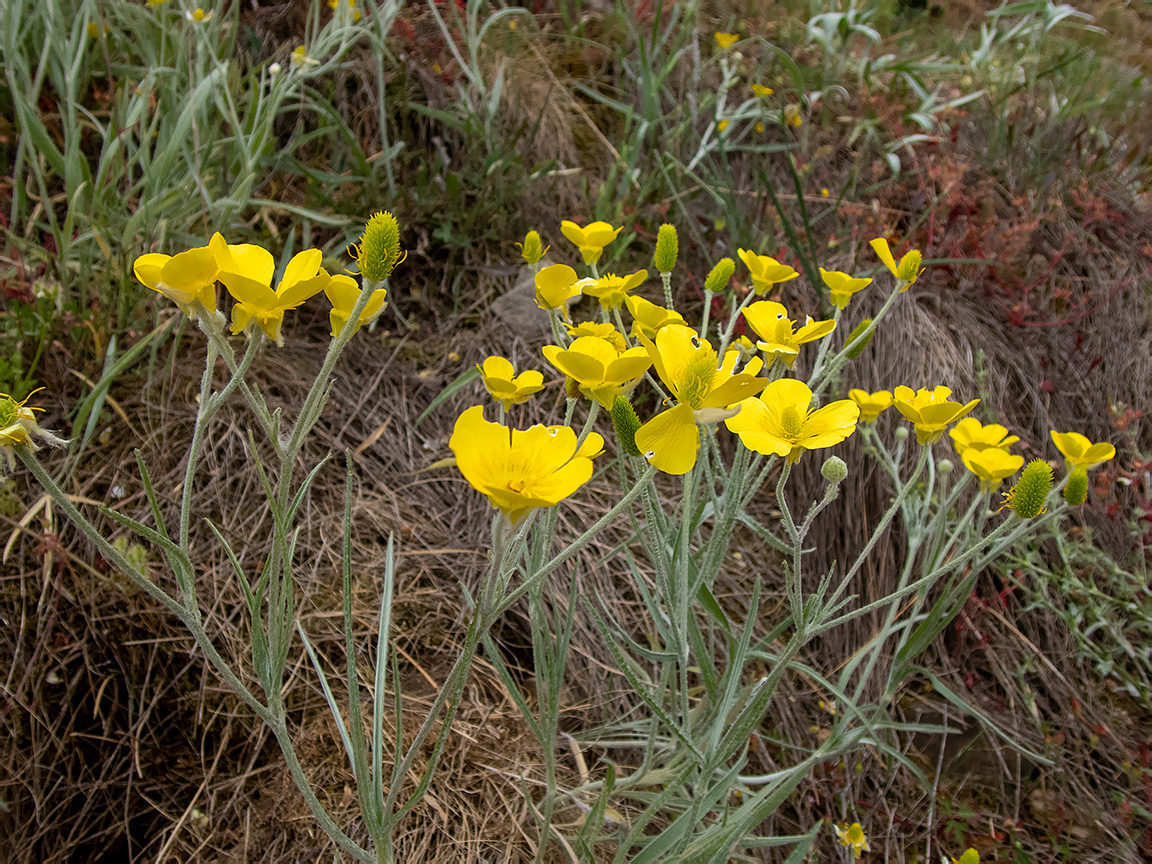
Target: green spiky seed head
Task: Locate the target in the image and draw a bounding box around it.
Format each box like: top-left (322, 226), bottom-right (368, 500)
top-left (897, 250), bottom-right (922, 282)
top-left (520, 230), bottom-right (545, 266)
top-left (0, 396), bottom-right (18, 428)
top-left (654, 224), bottom-right (678, 273)
top-left (843, 319), bottom-right (875, 359)
top-left (821, 455), bottom-right (847, 484)
top-left (704, 258), bottom-right (735, 294)
top-left (611, 395), bottom-right (642, 457)
top-left (356, 211), bottom-right (403, 281)
top-left (1006, 459), bottom-right (1052, 518)
top-left (1063, 467), bottom-right (1089, 506)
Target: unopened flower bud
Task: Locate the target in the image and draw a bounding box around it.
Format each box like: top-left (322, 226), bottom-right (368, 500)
top-left (519, 230), bottom-right (546, 266)
top-left (1063, 468), bottom-right (1089, 506)
top-left (355, 211), bottom-right (403, 282)
top-left (897, 250), bottom-right (922, 282)
top-left (611, 396), bottom-right (642, 457)
top-left (821, 456), bottom-right (847, 485)
top-left (269, 61), bottom-right (282, 75)
top-left (937, 459), bottom-right (953, 474)
top-left (843, 318), bottom-right (874, 360)
top-left (895, 427), bottom-right (909, 441)
top-left (654, 224), bottom-right (678, 274)
top-left (704, 258), bottom-right (735, 294)
top-left (1005, 459), bottom-right (1052, 518)
top-left (564, 375), bottom-right (582, 400)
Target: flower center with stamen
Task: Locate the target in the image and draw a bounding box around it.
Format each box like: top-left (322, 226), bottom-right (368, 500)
top-left (679, 349), bottom-right (718, 409)
top-left (780, 405), bottom-right (805, 439)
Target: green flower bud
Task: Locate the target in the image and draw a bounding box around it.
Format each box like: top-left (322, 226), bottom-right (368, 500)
top-left (611, 395), bottom-right (642, 457)
top-left (895, 426), bottom-right (909, 441)
top-left (355, 211), bottom-right (403, 282)
top-left (654, 224), bottom-right (678, 274)
top-left (520, 230), bottom-right (546, 266)
top-left (704, 257), bottom-right (736, 294)
top-left (897, 250), bottom-right (922, 282)
top-left (1063, 467), bottom-right (1089, 506)
top-left (937, 458), bottom-right (954, 474)
top-left (821, 455), bottom-right (847, 484)
top-left (843, 319), bottom-right (874, 359)
top-left (564, 375), bottom-right (582, 400)
top-left (1005, 459), bottom-right (1052, 518)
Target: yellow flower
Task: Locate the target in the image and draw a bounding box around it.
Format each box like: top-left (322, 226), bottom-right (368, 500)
top-left (784, 103), bottom-right (803, 127)
top-left (560, 220), bottom-right (622, 266)
top-left (634, 325), bottom-right (768, 474)
top-left (752, 83), bottom-right (774, 97)
top-left (517, 230), bottom-right (547, 266)
top-left (834, 822), bottom-right (869, 859)
top-left (291, 45), bottom-right (319, 67)
top-left (566, 321), bottom-right (627, 351)
top-left (1049, 431), bottom-right (1116, 470)
top-left (821, 187), bottom-right (830, 197)
top-left (952, 848), bottom-right (980, 864)
top-left (186, 7), bottom-right (212, 22)
top-left (327, 0), bottom-right (361, 20)
top-left (726, 378), bottom-right (858, 464)
top-left (961, 446), bottom-right (1025, 493)
top-left (849, 389), bottom-right (893, 423)
top-left (323, 274), bottom-right (386, 337)
top-left (821, 268), bottom-right (872, 310)
top-left (755, 121), bottom-right (765, 133)
top-left (737, 249), bottom-right (800, 294)
top-left (625, 295), bottom-right (686, 341)
top-left (534, 264), bottom-right (581, 312)
top-left (478, 357), bottom-right (545, 411)
top-left (950, 418), bottom-right (1019, 455)
top-left (717, 120), bottom-right (730, 132)
top-left (449, 405), bottom-right (604, 523)
top-left (742, 300), bottom-right (835, 369)
top-left (714, 32), bottom-right (739, 49)
top-left (893, 385), bottom-right (980, 445)
top-left (870, 237), bottom-right (924, 290)
top-left (146, 0), bottom-right (167, 7)
top-left (543, 337), bottom-right (651, 409)
top-left (134, 244), bottom-right (220, 318)
top-left (582, 269), bottom-right (648, 310)
top-left (210, 234), bottom-right (330, 345)
top-left (0, 390), bottom-right (67, 472)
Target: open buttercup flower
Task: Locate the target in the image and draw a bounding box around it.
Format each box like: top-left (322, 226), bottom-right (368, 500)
top-left (449, 405), bottom-right (604, 524)
top-left (324, 274), bottom-right (387, 337)
top-left (534, 264), bottom-right (581, 313)
top-left (742, 300), bottom-right (835, 369)
top-left (582, 269), bottom-right (648, 310)
top-left (542, 336), bottom-right (651, 409)
top-left (834, 822), bottom-right (869, 859)
top-left (726, 378), bottom-right (858, 464)
top-left (566, 321), bottom-right (627, 351)
top-left (961, 446), bottom-right (1025, 493)
top-left (870, 237), bottom-right (924, 290)
top-left (210, 234), bottom-right (331, 345)
top-left (478, 357), bottom-right (545, 411)
top-left (950, 418), bottom-right (1019, 456)
top-left (625, 295), bottom-right (685, 341)
top-left (133, 243), bottom-right (220, 318)
top-left (736, 249), bottom-right (799, 294)
top-left (849, 389), bottom-right (893, 424)
top-left (0, 391), bottom-right (67, 472)
top-left (713, 31), bottom-right (739, 49)
top-left (1049, 430), bottom-right (1116, 470)
top-left (634, 325), bottom-right (768, 475)
top-left (560, 220), bottom-right (622, 266)
top-left (893, 385), bottom-right (980, 445)
top-left (820, 268), bottom-right (872, 310)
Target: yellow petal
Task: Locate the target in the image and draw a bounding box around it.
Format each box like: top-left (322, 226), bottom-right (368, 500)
top-left (869, 237), bottom-right (899, 277)
top-left (635, 403), bottom-right (699, 475)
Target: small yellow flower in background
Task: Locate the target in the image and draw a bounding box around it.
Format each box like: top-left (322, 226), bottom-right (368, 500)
top-left (625, 295), bottom-right (685, 341)
top-left (324, 274), bottom-right (386, 337)
top-left (950, 418), bottom-right (1019, 455)
top-left (186, 7), bottom-right (212, 22)
top-left (821, 187), bottom-right (830, 197)
top-left (725, 378), bottom-right (858, 464)
top-left (736, 249), bottom-right (800, 294)
top-left (351, 211), bottom-right (404, 282)
top-left (1049, 430), bottom-right (1116, 470)
top-left (752, 83), bottom-right (774, 97)
top-left (87, 21), bottom-right (102, 38)
top-left (134, 244), bottom-right (219, 317)
top-left (210, 235), bottom-right (330, 345)
top-left (478, 357), bottom-right (545, 411)
top-left (517, 230), bottom-right (547, 266)
top-left (147, 0), bottom-right (168, 7)
top-left (834, 822), bottom-right (869, 859)
top-left (820, 268), bottom-right (872, 310)
top-left (566, 321), bottom-right (627, 351)
top-left (742, 300), bottom-right (835, 369)
top-left (870, 237), bottom-right (924, 290)
top-left (449, 405), bottom-right (604, 524)
top-left (849, 389), bottom-right (893, 423)
top-left (755, 121), bottom-right (765, 133)
top-left (714, 32), bottom-right (739, 49)
top-left (0, 391), bottom-right (67, 472)
top-left (560, 220), bottom-right (622, 266)
top-left (291, 45), bottom-right (319, 67)
top-left (784, 103), bottom-right (803, 127)
top-left (582, 269), bottom-right (648, 310)
top-left (542, 336), bottom-right (651, 408)
top-left (962, 447), bottom-right (1025, 493)
top-left (952, 850), bottom-right (980, 864)
top-left (534, 264), bottom-right (581, 313)
top-left (634, 325), bottom-right (769, 474)
top-left (893, 385), bottom-right (980, 445)
top-left (327, 0), bottom-right (361, 20)
top-left (717, 120), bottom-right (730, 132)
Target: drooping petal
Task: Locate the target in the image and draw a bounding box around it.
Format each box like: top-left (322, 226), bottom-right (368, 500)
top-left (870, 237), bottom-right (899, 277)
top-left (635, 402), bottom-right (699, 475)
